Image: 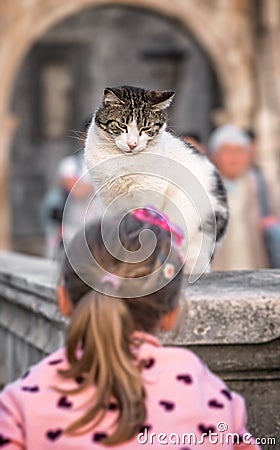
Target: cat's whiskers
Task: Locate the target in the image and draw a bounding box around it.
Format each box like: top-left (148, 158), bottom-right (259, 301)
top-left (95, 126), bottom-right (115, 144)
top-left (68, 130), bottom-right (85, 140)
top-left (69, 136), bottom-right (85, 143)
top-left (72, 146), bottom-right (85, 154)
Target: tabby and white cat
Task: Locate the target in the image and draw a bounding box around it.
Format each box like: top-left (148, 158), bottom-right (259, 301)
top-left (84, 86), bottom-right (228, 277)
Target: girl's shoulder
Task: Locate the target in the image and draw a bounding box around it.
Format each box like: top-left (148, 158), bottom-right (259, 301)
top-left (139, 339), bottom-right (229, 391)
top-left (139, 336), bottom-right (204, 366)
top-left (2, 348), bottom-right (68, 396)
top-left (25, 347), bottom-right (68, 378)
top-left (154, 344), bottom-right (205, 368)
top-left (139, 339), bottom-right (203, 373)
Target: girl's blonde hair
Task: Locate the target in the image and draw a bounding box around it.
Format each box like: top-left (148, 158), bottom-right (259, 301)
top-left (58, 211), bottom-right (183, 445)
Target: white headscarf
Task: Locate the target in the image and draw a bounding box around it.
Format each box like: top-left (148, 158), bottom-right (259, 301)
top-left (208, 124), bottom-right (250, 155)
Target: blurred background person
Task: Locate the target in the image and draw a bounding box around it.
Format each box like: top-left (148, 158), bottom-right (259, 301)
top-left (41, 170), bottom-right (68, 259)
top-left (208, 124), bottom-right (279, 271)
top-left (41, 119), bottom-right (99, 259)
top-left (244, 128), bottom-right (280, 268)
top-left (244, 129), bottom-right (257, 162)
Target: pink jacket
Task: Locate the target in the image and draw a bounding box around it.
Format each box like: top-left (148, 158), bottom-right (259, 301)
top-left (0, 332), bottom-right (261, 449)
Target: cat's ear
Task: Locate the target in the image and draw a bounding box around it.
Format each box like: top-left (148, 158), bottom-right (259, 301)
top-left (103, 88), bottom-right (124, 106)
top-left (150, 90), bottom-right (175, 110)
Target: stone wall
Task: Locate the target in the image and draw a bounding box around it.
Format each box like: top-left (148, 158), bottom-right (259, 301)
top-left (0, 251), bottom-right (279, 447)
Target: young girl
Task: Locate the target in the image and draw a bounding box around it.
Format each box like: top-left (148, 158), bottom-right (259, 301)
top-left (0, 209), bottom-right (260, 449)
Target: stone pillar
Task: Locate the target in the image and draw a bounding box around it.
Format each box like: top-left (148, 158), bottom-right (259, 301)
top-left (211, 0), bottom-right (255, 128)
top-left (0, 114), bottom-right (18, 249)
top-left (255, 0), bottom-right (280, 198)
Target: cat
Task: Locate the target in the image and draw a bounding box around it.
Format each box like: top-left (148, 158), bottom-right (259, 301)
top-left (84, 85), bottom-right (229, 279)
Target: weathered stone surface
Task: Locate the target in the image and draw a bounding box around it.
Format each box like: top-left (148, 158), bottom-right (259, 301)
top-left (1, 252), bottom-right (279, 345)
top-left (0, 250), bottom-right (57, 302)
top-left (0, 252), bottom-right (65, 383)
top-left (166, 271), bottom-right (280, 345)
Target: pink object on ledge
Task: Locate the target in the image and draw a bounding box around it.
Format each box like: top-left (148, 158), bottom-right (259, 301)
top-left (132, 206), bottom-right (184, 246)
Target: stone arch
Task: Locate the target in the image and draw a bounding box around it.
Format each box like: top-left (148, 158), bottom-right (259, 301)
top-left (0, 0), bottom-right (254, 248)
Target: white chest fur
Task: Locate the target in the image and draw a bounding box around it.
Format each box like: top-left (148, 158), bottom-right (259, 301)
top-left (84, 124), bottom-right (225, 276)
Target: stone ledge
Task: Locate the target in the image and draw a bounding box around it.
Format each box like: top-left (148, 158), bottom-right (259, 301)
top-left (0, 251), bottom-right (57, 301)
top-left (169, 271), bottom-right (280, 345)
top-left (0, 251), bottom-right (279, 346)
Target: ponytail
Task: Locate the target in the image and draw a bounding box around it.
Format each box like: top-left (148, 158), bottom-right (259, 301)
top-left (58, 212), bottom-right (183, 444)
top-left (58, 291), bottom-right (146, 445)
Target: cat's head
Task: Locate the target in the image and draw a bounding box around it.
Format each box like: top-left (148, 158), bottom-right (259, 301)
top-left (94, 86), bottom-right (175, 154)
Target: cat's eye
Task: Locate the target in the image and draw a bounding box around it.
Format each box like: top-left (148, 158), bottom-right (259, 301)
top-left (140, 123), bottom-right (162, 136)
top-left (119, 124), bottom-right (128, 132)
top-left (107, 121), bottom-right (127, 135)
top-left (139, 126), bottom-right (151, 135)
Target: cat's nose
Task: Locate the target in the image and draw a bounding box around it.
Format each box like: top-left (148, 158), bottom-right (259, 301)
top-left (128, 142), bottom-right (137, 150)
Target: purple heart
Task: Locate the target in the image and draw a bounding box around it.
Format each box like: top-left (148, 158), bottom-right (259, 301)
top-left (92, 432), bottom-right (108, 443)
top-left (198, 424), bottom-right (216, 435)
top-left (48, 358), bottom-right (63, 365)
top-left (21, 385), bottom-right (39, 393)
top-left (208, 399), bottom-right (224, 409)
top-left (107, 402), bottom-right (118, 411)
top-left (220, 389), bottom-right (232, 401)
top-left (46, 429), bottom-right (62, 441)
top-left (0, 435), bottom-right (11, 446)
top-left (75, 375), bottom-right (85, 384)
top-left (144, 358), bottom-right (155, 369)
top-left (57, 396), bottom-right (72, 408)
top-left (159, 400), bottom-right (175, 411)
top-left (176, 374), bottom-right (193, 384)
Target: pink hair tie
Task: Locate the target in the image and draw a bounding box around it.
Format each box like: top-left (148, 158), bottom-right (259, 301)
top-left (132, 206), bottom-right (184, 246)
top-left (101, 273), bottom-right (121, 290)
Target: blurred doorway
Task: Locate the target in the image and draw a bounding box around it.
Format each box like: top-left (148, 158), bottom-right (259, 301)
top-left (10, 5), bottom-right (222, 255)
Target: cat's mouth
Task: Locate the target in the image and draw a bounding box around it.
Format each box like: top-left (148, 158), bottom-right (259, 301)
top-left (115, 143), bottom-right (146, 155)
top-left (124, 149), bottom-right (143, 155)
